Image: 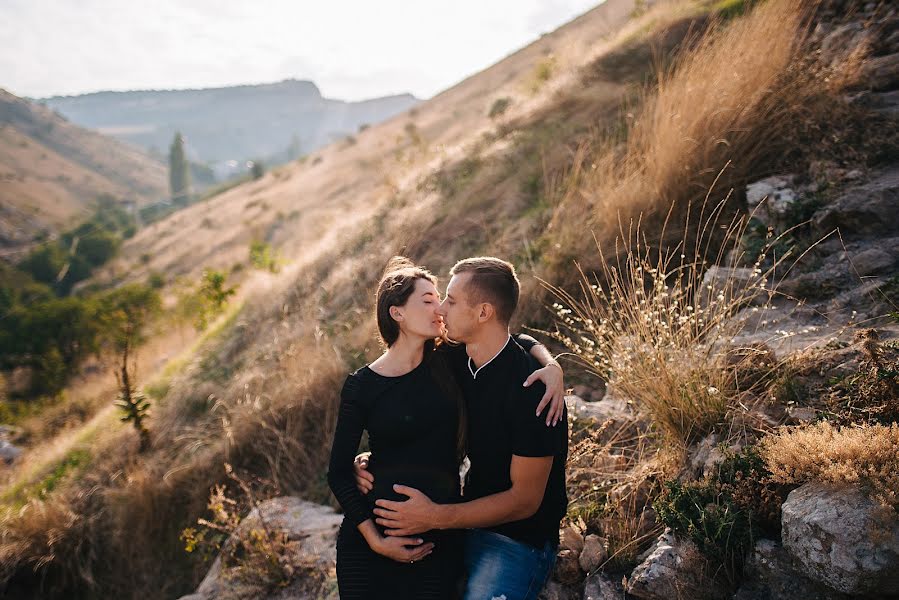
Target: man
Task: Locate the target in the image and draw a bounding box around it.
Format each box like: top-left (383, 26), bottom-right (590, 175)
top-left (359, 257), bottom-right (569, 600)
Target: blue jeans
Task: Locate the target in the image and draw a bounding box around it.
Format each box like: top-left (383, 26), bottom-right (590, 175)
top-left (462, 529), bottom-right (557, 600)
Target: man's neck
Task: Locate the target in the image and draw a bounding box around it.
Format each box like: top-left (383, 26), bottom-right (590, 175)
top-left (466, 325), bottom-right (511, 369)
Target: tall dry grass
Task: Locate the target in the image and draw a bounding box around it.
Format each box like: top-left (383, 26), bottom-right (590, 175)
top-left (545, 196), bottom-right (790, 447)
top-left (546, 0), bottom-right (866, 278)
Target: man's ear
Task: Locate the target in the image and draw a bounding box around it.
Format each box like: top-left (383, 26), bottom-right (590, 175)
top-left (478, 303), bottom-right (494, 323)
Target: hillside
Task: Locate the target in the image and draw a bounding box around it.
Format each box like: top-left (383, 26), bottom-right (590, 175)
top-left (2, 0), bottom-right (898, 598)
top-left (0, 89), bottom-right (167, 258)
top-left (42, 80), bottom-right (420, 165)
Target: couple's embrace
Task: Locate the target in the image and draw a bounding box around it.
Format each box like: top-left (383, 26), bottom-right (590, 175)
top-left (327, 256), bottom-right (569, 600)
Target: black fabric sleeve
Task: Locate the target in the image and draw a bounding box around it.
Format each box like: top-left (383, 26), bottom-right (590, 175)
top-left (327, 373), bottom-right (372, 526)
top-left (509, 376), bottom-right (560, 457)
top-left (513, 333), bottom-right (542, 354)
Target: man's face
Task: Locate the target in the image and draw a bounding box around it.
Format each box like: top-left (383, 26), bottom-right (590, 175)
top-left (437, 272), bottom-right (481, 343)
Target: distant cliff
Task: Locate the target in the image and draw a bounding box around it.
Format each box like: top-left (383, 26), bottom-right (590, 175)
top-left (41, 79), bottom-right (420, 163)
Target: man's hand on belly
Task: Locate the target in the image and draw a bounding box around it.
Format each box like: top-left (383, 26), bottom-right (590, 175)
top-left (374, 484), bottom-right (442, 536)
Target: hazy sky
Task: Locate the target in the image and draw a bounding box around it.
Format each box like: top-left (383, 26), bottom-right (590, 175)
top-left (2, 0), bottom-right (601, 101)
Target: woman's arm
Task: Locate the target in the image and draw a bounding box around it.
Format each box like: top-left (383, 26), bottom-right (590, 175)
top-left (327, 375), bottom-right (375, 527)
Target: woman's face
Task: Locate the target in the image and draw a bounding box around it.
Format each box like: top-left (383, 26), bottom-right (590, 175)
top-left (392, 278), bottom-right (445, 340)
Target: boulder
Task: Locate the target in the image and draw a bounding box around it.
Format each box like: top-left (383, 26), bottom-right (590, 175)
top-left (178, 497), bottom-right (342, 600)
top-left (625, 529), bottom-right (727, 600)
top-left (781, 482), bottom-right (899, 596)
top-left (733, 539), bottom-right (850, 600)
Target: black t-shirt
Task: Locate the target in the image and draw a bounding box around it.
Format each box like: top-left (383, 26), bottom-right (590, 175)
top-left (446, 337), bottom-right (569, 548)
top-left (327, 361), bottom-right (461, 532)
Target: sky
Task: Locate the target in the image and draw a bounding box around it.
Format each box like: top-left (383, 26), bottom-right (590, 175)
top-left (1, 0), bottom-right (602, 101)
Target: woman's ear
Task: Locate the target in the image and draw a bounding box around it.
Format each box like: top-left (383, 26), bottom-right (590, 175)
top-left (390, 306), bottom-right (404, 322)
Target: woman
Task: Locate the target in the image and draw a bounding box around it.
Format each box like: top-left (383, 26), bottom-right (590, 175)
top-left (327, 257), bottom-right (562, 600)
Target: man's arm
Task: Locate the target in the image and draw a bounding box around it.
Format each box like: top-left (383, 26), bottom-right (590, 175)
top-left (373, 455), bottom-right (553, 535)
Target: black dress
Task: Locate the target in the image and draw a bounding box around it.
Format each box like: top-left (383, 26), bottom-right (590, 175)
top-left (327, 359), bottom-right (463, 600)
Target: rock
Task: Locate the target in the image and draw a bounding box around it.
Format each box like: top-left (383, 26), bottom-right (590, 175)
top-left (813, 168), bottom-right (899, 238)
top-left (539, 580), bottom-right (580, 600)
top-left (700, 266), bottom-right (766, 306)
top-left (0, 439), bottom-right (22, 465)
top-left (626, 529), bottom-right (727, 600)
top-left (554, 548), bottom-right (585, 585)
top-left (578, 535), bottom-right (609, 574)
top-left (560, 525), bottom-right (585, 556)
top-left (781, 482), bottom-right (899, 596)
top-left (785, 406), bottom-right (816, 424)
top-left (819, 23), bottom-right (867, 63)
top-left (746, 175), bottom-right (798, 227)
top-left (733, 539), bottom-right (850, 600)
top-left (566, 394), bottom-right (632, 423)
top-left (583, 572), bottom-right (623, 600)
top-left (688, 433), bottom-right (723, 478)
top-left (864, 52), bottom-right (899, 91)
top-left (179, 497), bottom-right (342, 600)
top-left (851, 247), bottom-right (897, 276)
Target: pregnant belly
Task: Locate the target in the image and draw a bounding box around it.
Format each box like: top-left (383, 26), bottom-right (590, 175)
top-left (368, 464), bottom-right (459, 508)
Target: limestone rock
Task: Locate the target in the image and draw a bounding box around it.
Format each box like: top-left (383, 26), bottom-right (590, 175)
top-left (178, 497), bottom-right (342, 600)
top-left (626, 529), bottom-right (726, 600)
top-left (733, 539), bottom-right (850, 600)
top-left (583, 572), bottom-right (623, 600)
top-left (578, 534), bottom-right (608, 574)
top-left (746, 175), bottom-right (800, 230)
top-left (781, 482), bottom-right (899, 596)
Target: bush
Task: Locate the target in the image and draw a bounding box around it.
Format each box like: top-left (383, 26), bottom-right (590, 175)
top-left (545, 216), bottom-right (782, 446)
top-left (488, 97), bottom-right (512, 118)
top-left (654, 447), bottom-right (786, 582)
top-left (249, 241), bottom-right (279, 273)
top-left (760, 421), bottom-right (899, 508)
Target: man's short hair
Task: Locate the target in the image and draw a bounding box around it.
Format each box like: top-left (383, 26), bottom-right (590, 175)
top-left (450, 257), bottom-right (520, 325)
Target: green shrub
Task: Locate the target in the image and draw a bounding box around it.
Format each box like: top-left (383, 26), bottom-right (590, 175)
top-left (488, 97), bottom-right (512, 119)
top-left (654, 447), bottom-right (786, 581)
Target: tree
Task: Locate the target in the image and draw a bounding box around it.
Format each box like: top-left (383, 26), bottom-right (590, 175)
top-left (99, 284), bottom-right (161, 451)
top-left (250, 160), bottom-right (265, 180)
top-left (169, 132), bottom-right (192, 203)
top-left (194, 269), bottom-right (236, 330)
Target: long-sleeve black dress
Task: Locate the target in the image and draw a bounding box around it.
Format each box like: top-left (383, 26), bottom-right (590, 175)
top-left (327, 358), bottom-right (464, 600)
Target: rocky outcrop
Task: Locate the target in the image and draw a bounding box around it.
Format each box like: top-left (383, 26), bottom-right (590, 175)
top-left (812, 168), bottom-right (899, 239)
top-left (780, 482), bottom-right (899, 596)
top-left (625, 529), bottom-right (726, 600)
top-left (178, 497), bottom-right (342, 600)
top-left (734, 539), bottom-right (851, 600)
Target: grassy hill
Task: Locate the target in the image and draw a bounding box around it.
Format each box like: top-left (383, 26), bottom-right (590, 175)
top-left (1, 0), bottom-right (897, 597)
top-left (0, 90), bottom-right (167, 258)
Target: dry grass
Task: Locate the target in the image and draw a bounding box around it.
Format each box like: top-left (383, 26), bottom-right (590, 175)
top-left (545, 0), bottom-right (867, 279)
top-left (544, 202), bottom-right (789, 447)
top-left (761, 421), bottom-right (899, 508)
